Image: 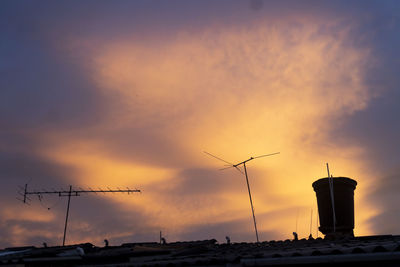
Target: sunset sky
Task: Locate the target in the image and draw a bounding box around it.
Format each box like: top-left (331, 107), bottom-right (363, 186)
top-left (1, 0), bottom-right (400, 248)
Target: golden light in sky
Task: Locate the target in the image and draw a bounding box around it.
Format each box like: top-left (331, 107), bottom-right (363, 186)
top-left (4, 13), bottom-right (382, 246)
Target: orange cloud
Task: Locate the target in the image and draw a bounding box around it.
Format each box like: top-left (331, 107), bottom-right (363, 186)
top-left (36, 16), bottom-right (379, 243)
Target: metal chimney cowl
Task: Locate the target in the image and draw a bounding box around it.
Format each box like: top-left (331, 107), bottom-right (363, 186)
top-left (312, 177), bottom-right (357, 238)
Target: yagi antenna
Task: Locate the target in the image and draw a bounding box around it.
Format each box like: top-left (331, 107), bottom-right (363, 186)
top-left (204, 151), bottom-right (280, 243)
top-left (18, 183), bottom-right (140, 246)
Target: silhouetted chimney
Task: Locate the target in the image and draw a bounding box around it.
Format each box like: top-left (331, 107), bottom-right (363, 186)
top-left (312, 177), bottom-right (357, 238)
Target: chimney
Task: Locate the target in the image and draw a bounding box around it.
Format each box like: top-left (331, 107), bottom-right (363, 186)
top-left (312, 177), bottom-right (357, 238)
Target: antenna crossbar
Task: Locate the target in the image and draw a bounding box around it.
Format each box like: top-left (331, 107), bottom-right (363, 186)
top-left (24, 188), bottom-right (140, 197)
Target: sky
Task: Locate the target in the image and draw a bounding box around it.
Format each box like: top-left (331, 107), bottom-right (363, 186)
top-left (1, 0), bottom-right (400, 248)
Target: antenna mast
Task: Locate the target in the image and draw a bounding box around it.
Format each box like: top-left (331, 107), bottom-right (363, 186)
top-left (309, 208), bottom-right (313, 238)
top-left (20, 184), bottom-right (140, 246)
top-left (205, 151), bottom-right (279, 243)
top-left (326, 163), bottom-right (336, 233)
top-left (316, 204), bottom-right (319, 238)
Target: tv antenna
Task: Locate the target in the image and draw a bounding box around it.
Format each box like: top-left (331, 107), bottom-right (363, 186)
top-left (18, 183), bottom-right (140, 246)
top-left (204, 151), bottom-right (279, 243)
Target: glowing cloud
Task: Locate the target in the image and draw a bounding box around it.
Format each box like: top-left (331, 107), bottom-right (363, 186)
top-left (36, 16), bottom-right (379, 243)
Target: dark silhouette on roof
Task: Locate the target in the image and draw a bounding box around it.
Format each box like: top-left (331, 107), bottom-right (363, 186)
top-left (2, 236), bottom-right (400, 266)
top-left (3, 175), bottom-right (398, 266)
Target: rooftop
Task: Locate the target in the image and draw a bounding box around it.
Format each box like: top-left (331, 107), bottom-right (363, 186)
top-left (2, 235), bottom-right (400, 266)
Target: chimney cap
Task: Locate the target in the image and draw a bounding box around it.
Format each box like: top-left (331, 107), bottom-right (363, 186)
top-left (312, 177), bottom-right (357, 191)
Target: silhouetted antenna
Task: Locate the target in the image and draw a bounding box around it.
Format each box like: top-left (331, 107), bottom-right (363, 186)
top-left (326, 163), bottom-right (336, 233)
top-left (204, 151), bottom-right (279, 243)
top-left (19, 183), bottom-right (140, 246)
top-left (309, 208), bottom-right (313, 237)
top-left (316, 203), bottom-right (319, 238)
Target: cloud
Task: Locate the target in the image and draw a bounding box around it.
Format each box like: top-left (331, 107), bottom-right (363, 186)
top-left (41, 14), bottom-right (376, 242)
top-left (0, 189), bottom-right (158, 247)
top-left (2, 1), bottom-right (400, 248)
top-left (366, 168), bottom-right (400, 235)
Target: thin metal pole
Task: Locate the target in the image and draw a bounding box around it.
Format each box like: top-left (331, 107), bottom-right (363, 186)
top-left (243, 163), bottom-right (259, 243)
top-left (326, 163), bottom-right (336, 233)
top-left (309, 209), bottom-right (313, 237)
top-left (23, 184), bottom-right (28, 203)
top-left (62, 185), bottom-right (72, 246)
top-left (316, 206), bottom-right (319, 238)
